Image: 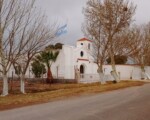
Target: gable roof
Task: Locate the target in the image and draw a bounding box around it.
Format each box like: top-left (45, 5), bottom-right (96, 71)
top-left (77, 38), bottom-right (92, 42)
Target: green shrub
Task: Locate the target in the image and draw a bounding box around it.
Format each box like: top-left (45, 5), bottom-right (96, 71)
top-left (31, 61), bottom-right (46, 78)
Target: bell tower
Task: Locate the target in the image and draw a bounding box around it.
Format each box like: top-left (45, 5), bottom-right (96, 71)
top-left (76, 38), bottom-right (92, 50)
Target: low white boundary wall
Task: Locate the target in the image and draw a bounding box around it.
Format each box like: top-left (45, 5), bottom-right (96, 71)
top-left (79, 65), bottom-right (150, 83)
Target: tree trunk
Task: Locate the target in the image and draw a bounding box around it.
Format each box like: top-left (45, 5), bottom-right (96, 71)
top-left (111, 63), bottom-right (120, 81)
top-left (2, 74), bottom-right (8, 96)
top-left (99, 72), bottom-right (106, 84)
top-left (145, 72), bottom-right (150, 80)
top-left (98, 66), bottom-right (106, 84)
top-left (140, 65), bottom-right (150, 80)
top-left (109, 49), bottom-right (120, 82)
top-left (20, 74), bottom-right (26, 94)
top-left (47, 68), bottom-right (53, 83)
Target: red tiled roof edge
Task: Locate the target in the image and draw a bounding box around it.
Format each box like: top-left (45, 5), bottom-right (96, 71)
top-left (77, 38), bottom-right (92, 42)
top-left (77, 58), bottom-right (89, 61)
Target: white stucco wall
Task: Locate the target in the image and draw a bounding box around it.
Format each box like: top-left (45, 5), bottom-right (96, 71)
top-left (51, 47), bottom-right (66, 79)
top-left (51, 45), bottom-right (76, 79)
top-left (63, 45), bottom-right (75, 79)
top-left (103, 65), bottom-right (141, 80)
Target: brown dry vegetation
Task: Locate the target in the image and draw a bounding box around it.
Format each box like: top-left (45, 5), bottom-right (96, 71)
top-left (0, 81), bottom-right (147, 111)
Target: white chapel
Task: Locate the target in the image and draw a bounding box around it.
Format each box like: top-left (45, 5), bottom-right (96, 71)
top-left (51, 38), bottom-right (99, 83)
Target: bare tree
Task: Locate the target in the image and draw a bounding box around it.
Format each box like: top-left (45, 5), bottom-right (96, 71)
top-left (83, 0), bottom-right (109, 84)
top-left (0, 0), bottom-right (37, 96)
top-left (0, 0), bottom-right (58, 95)
top-left (83, 0), bottom-right (136, 82)
top-left (113, 24), bottom-right (150, 79)
top-left (12, 8), bottom-right (58, 94)
top-left (112, 26), bottom-right (142, 58)
top-left (130, 24), bottom-right (150, 79)
top-left (143, 23), bottom-right (150, 73)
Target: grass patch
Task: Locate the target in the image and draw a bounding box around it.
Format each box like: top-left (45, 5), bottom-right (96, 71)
top-left (0, 81), bottom-right (147, 111)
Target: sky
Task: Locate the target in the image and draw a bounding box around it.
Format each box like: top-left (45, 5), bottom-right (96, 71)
top-left (37, 0), bottom-right (150, 46)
